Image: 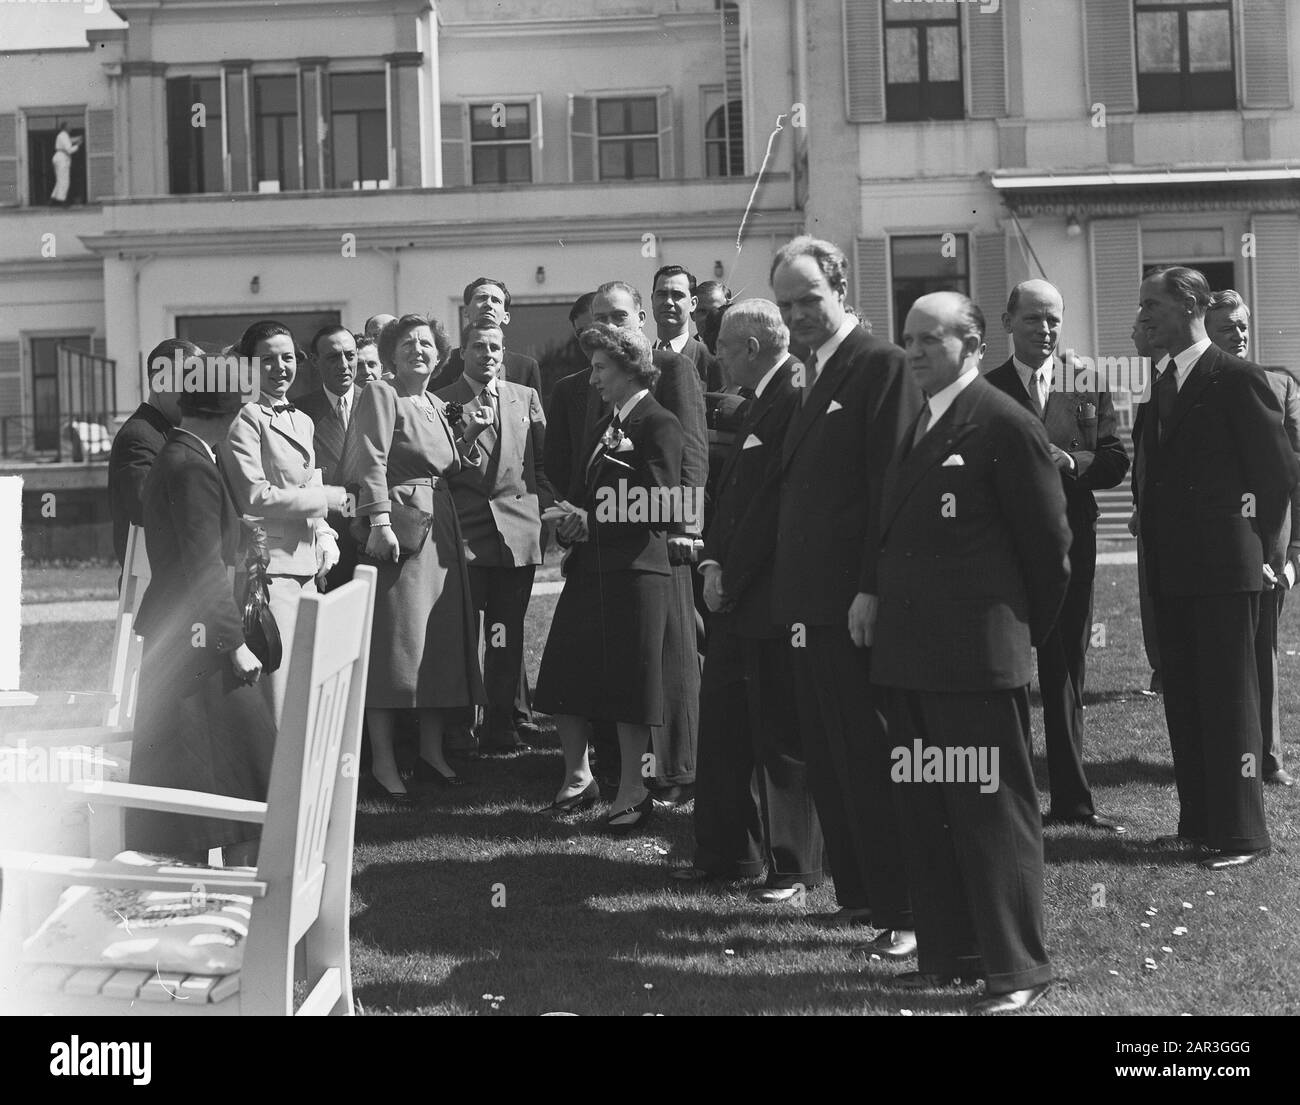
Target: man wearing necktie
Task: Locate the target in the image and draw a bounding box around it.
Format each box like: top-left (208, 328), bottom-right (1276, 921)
top-left (1134, 266), bottom-right (1298, 869)
top-left (984, 280), bottom-right (1130, 832)
top-left (651, 264), bottom-right (724, 391)
top-left (1128, 315), bottom-right (1167, 695)
top-left (437, 321), bottom-right (555, 754)
top-left (768, 235), bottom-right (921, 950)
top-left (299, 324), bottom-right (362, 591)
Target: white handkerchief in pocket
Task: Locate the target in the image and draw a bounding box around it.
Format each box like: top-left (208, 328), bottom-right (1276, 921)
top-left (941, 454), bottom-right (965, 467)
top-left (742, 434), bottom-right (762, 449)
top-left (826, 400), bottom-right (844, 413)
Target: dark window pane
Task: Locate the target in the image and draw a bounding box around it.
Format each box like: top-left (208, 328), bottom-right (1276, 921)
top-left (359, 114), bottom-right (387, 181)
top-left (597, 100), bottom-right (626, 135)
top-left (706, 141), bottom-right (726, 176)
top-left (884, 2), bottom-right (955, 22)
top-left (331, 72), bottom-right (384, 112)
top-left (627, 97), bottom-right (657, 134)
top-left (470, 105), bottom-right (498, 141)
top-left (927, 25), bottom-right (960, 82)
top-left (334, 113), bottom-right (359, 186)
top-left (255, 76), bottom-right (297, 114)
top-left (630, 138), bottom-right (658, 178)
top-left (1187, 9), bottom-right (1231, 71)
top-left (472, 145), bottom-right (502, 183)
top-left (599, 141), bottom-right (625, 177)
top-left (886, 27), bottom-right (920, 83)
top-left (1136, 11), bottom-right (1181, 72)
top-left (503, 143), bottom-right (532, 182)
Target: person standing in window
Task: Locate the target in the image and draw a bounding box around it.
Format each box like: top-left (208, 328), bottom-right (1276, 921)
top-left (50, 122), bottom-right (82, 206)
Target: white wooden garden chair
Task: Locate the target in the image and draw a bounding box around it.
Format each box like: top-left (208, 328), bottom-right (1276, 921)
top-left (0, 565), bottom-right (375, 1016)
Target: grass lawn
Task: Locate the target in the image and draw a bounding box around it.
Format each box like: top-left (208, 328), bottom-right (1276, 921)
top-left (10, 562), bottom-right (1300, 1016)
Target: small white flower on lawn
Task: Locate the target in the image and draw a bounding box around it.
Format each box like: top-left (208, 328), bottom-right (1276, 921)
top-left (1161, 946), bottom-right (1172, 954)
top-left (1144, 909), bottom-right (1157, 916)
top-left (1140, 922), bottom-right (1151, 928)
top-left (643, 983), bottom-right (653, 990)
top-left (1108, 969), bottom-right (1120, 976)
top-left (724, 948), bottom-right (735, 956)
top-left (1206, 890), bottom-right (1215, 896)
top-left (900, 1009), bottom-right (914, 1016)
top-left (1173, 926), bottom-right (1188, 936)
top-left (1259, 906), bottom-right (1269, 912)
top-left (1182, 902), bottom-right (1193, 909)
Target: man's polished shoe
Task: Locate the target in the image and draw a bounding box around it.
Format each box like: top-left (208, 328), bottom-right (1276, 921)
top-left (1043, 813), bottom-right (1126, 834)
top-left (751, 886), bottom-right (803, 904)
top-left (808, 906), bottom-right (873, 929)
top-left (1199, 848), bottom-right (1269, 870)
top-left (650, 783), bottom-right (695, 808)
top-left (972, 981), bottom-right (1051, 1015)
top-left (1265, 768), bottom-right (1295, 787)
top-left (1147, 669), bottom-right (1163, 695)
top-left (867, 929), bottom-right (917, 959)
top-left (892, 970), bottom-right (973, 989)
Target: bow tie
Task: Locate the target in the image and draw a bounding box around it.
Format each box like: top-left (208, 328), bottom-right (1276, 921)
top-left (271, 403), bottom-right (295, 414)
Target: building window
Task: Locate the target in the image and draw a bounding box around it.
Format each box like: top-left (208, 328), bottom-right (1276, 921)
top-left (28, 335), bottom-right (91, 451)
top-left (883, 1), bottom-right (964, 122)
top-left (1135, 1), bottom-right (1235, 112)
top-left (330, 73), bottom-right (387, 189)
top-left (26, 113), bottom-right (86, 207)
top-left (597, 96), bottom-right (659, 180)
top-left (470, 101), bottom-right (533, 184)
top-left (254, 75), bottom-right (300, 192)
top-left (704, 99), bottom-right (743, 177)
top-left (167, 78), bottom-right (223, 194)
top-left (890, 234), bottom-right (969, 342)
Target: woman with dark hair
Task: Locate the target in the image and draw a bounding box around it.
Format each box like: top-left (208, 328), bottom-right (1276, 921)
top-left (341, 314), bottom-right (494, 800)
top-left (128, 371), bottom-right (273, 863)
top-left (534, 323), bottom-right (685, 833)
top-left (220, 319), bottom-right (348, 728)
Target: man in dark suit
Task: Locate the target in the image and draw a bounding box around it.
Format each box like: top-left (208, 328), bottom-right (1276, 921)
top-left (544, 292), bottom-right (598, 503)
top-left (592, 280), bottom-right (709, 803)
top-left (298, 324), bottom-right (360, 592)
top-left (1206, 289), bottom-right (1298, 788)
top-left (769, 235), bottom-right (920, 952)
top-left (438, 321), bottom-right (555, 752)
top-left (1135, 266), bottom-right (1298, 868)
top-left (984, 280), bottom-right (1129, 831)
top-left (651, 265), bottom-right (724, 391)
top-left (108, 338), bottom-right (192, 575)
top-left (1128, 315), bottom-right (1165, 694)
top-left (866, 290), bottom-right (1071, 1014)
top-left (692, 279), bottom-right (732, 340)
top-left (427, 278), bottom-right (542, 394)
top-left (676, 299), bottom-right (823, 900)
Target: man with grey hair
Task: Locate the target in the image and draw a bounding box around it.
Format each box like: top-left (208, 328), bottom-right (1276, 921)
top-left (769, 234), bottom-right (921, 948)
top-left (1205, 289), bottom-right (1299, 788)
top-left (866, 290), bottom-right (1071, 1013)
top-left (674, 300), bottom-right (823, 899)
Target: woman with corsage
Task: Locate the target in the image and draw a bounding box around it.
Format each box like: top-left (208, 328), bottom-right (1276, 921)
top-left (534, 324), bottom-right (685, 834)
top-left (341, 314), bottom-right (494, 801)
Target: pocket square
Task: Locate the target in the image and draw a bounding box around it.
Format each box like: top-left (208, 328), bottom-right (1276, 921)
top-left (742, 434), bottom-right (762, 449)
top-left (612, 438), bottom-right (634, 453)
top-left (826, 400), bottom-right (844, 413)
top-left (941, 454), bottom-right (965, 467)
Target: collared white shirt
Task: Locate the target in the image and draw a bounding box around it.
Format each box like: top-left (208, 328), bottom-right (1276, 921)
top-left (325, 385), bottom-right (352, 424)
top-left (660, 332), bottom-right (690, 354)
top-left (812, 313), bottom-right (858, 377)
top-left (752, 361), bottom-right (783, 399)
top-left (1013, 354), bottom-right (1054, 408)
top-left (616, 388), bottom-right (650, 424)
top-left (918, 365), bottom-right (980, 438)
top-left (1169, 337), bottom-right (1212, 391)
top-left (174, 426), bottom-right (216, 463)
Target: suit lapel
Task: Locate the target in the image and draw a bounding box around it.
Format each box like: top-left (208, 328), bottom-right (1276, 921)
top-left (717, 361), bottom-right (794, 490)
top-left (781, 340), bottom-right (854, 467)
top-left (879, 386), bottom-right (980, 538)
top-left (262, 403), bottom-right (313, 461)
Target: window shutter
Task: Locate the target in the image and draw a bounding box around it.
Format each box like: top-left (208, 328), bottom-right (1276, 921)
top-left (0, 342), bottom-right (21, 428)
top-left (301, 67), bottom-right (323, 190)
top-left (1090, 218), bottom-right (1142, 390)
top-left (0, 114), bottom-right (18, 205)
top-left (1250, 213), bottom-right (1300, 367)
top-left (1083, 0), bottom-right (1136, 114)
top-left (1242, 0), bottom-right (1291, 109)
top-left (530, 93), bottom-right (543, 183)
top-left (656, 89), bottom-right (675, 180)
top-left (224, 67), bottom-right (251, 192)
top-left (854, 236), bottom-right (891, 341)
top-left (440, 102), bottom-right (466, 188)
top-left (568, 94), bottom-right (595, 183)
top-left (843, 0), bottom-right (885, 123)
top-left (87, 109), bottom-right (115, 201)
top-left (966, 7), bottom-right (1007, 119)
top-left (974, 231), bottom-right (1009, 358)
top-left (720, 2), bottom-right (743, 171)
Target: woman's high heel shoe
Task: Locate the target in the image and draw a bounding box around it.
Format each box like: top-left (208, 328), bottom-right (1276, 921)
top-left (548, 779), bottom-right (600, 815)
top-left (361, 773), bottom-right (415, 805)
top-left (411, 757), bottom-right (466, 788)
top-left (605, 792), bottom-right (654, 836)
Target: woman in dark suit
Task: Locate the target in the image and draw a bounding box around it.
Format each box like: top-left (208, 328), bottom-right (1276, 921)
top-left (534, 324), bottom-right (685, 833)
top-left (341, 314), bottom-right (493, 801)
top-left (129, 373), bottom-right (274, 864)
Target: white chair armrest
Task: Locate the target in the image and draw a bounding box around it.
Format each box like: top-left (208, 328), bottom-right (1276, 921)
top-left (4, 725), bottom-right (132, 749)
top-left (69, 782), bottom-right (267, 824)
top-left (0, 851), bottom-right (267, 896)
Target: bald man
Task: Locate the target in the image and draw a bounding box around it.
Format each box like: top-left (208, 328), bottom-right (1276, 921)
top-left (866, 291), bottom-right (1071, 1013)
top-left (985, 280), bottom-right (1129, 831)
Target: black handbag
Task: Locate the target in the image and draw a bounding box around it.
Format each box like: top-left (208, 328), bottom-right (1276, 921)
top-left (349, 489), bottom-right (435, 558)
top-left (240, 524), bottom-right (283, 673)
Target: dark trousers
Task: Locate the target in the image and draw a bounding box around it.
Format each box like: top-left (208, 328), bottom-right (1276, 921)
top-left (884, 685), bottom-right (1051, 994)
top-left (1155, 591), bottom-right (1270, 852)
top-left (694, 620), bottom-right (823, 887)
top-left (1036, 572), bottom-right (1096, 818)
top-left (468, 564), bottom-right (536, 738)
top-left (649, 563), bottom-right (700, 785)
top-left (1254, 586), bottom-right (1287, 775)
top-left (1136, 532), bottom-right (1161, 673)
top-left (789, 626), bottom-right (910, 927)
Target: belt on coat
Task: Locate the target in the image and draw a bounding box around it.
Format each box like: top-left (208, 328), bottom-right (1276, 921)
top-left (391, 476), bottom-right (444, 490)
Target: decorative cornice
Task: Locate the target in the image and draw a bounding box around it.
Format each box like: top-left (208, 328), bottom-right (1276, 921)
top-left (0, 257), bottom-right (104, 280)
top-left (998, 180), bottom-right (1300, 217)
top-left (384, 52), bottom-right (424, 68)
top-left (440, 12), bottom-right (717, 40)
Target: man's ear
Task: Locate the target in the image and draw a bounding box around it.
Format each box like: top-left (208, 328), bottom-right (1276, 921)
top-left (500, 310), bottom-right (511, 328)
top-left (1001, 312), bottom-right (1014, 335)
top-left (636, 310), bottom-right (647, 329)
